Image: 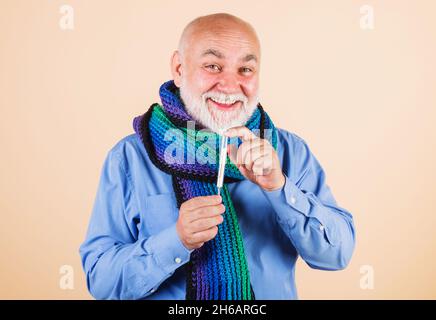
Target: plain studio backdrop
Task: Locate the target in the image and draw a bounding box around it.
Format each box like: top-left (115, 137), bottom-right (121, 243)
top-left (0, 0), bottom-right (435, 299)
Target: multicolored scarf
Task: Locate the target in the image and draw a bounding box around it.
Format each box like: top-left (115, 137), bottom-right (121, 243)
top-left (133, 80), bottom-right (277, 300)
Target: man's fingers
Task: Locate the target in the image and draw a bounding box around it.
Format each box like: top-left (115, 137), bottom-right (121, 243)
top-left (191, 226), bottom-right (219, 243)
top-left (225, 126), bottom-right (258, 141)
top-left (237, 139), bottom-right (263, 164)
top-left (182, 195), bottom-right (222, 211)
top-left (189, 215), bottom-right (224, 233)
top-left (188, 203), bottom-right (226, 222)
top-left (240, 142), bottom-right (268, 171)
top-left (178, 196), bottom-right (224, 250)
top-left (252, 155), bottom-right (273, 175)
top-left (227, 144), bottom-right (238, 166)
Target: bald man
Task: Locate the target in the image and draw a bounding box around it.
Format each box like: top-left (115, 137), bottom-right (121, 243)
top-left (80, 13), bottom-right (355, 300)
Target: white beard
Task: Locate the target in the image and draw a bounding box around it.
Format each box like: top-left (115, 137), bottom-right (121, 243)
top-left (179, 79), bottom-right (259, 134)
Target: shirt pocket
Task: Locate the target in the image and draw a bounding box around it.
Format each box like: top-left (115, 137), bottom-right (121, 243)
top-left (142, 193), bottom-right (179, 235)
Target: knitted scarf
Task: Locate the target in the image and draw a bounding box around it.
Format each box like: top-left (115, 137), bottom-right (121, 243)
top-left (133, 80), bottom-right (277, 300)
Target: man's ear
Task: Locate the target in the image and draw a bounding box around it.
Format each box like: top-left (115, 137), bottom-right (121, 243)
top-left (170, 50), bottom-right (183, 87)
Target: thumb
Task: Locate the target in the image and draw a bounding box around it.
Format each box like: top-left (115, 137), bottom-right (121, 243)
top-left (228, 143), bottom-right (251, 179)
top-left (227, 144), bottom-right (238, 166)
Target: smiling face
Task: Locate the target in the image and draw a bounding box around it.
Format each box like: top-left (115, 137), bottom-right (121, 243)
top-left (171, 14), bottom-right (261, 133)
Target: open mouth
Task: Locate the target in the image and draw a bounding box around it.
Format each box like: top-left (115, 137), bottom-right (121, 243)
top-left (207, 98), bottom-right (241, 111)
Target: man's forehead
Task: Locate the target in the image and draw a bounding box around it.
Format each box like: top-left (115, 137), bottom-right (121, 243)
top-left (194, 28), bottom-right (259, 47)
top-left (189, 31), bottom-right (260, 61)
top-left (200, 48), bottom-right (258, 63)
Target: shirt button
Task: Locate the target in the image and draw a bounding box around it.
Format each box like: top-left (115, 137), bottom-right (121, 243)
top-left (319, 225), bottom-right (325, 231)
top-left (290, 196), bottom-right (296, 204)
top-left (175, 257), bottom-right (182, 264)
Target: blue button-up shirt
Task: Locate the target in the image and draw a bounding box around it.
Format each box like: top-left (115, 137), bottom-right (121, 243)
top-left (79, 128), bottom-right (355, 300)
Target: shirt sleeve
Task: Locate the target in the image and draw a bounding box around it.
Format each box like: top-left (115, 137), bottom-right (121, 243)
top-left (79, 147), bottom-right (192, 300)
top-left (262, 133), bottom-right (356, 270)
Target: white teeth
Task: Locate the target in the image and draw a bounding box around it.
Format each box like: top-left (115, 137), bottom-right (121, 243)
top-left (204, 92), bottom-right (248, 106)
top-left (210, 97), bottom-right (237, 105)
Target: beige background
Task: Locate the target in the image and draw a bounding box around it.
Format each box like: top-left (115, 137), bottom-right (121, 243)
top-left (1, 0), bottom-right (435, 299)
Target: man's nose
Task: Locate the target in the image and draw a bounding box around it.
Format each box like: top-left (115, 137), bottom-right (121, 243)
top-left (215, 71), bottom-right (242, 94)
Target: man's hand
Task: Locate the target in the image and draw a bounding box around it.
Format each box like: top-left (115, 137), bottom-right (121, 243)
top-left (176, 195), bottom-right (225, 250)
top-left (225, 126), bottom-right (285, 192)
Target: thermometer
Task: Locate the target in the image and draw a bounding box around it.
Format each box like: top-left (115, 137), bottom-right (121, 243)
top-left (216, 134), bottom-right (228, 196)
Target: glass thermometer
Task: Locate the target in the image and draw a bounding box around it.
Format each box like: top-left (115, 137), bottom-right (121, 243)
top-left (217, 134), bottom-right (228, 196)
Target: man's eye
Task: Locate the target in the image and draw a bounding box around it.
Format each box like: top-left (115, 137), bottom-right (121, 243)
top-left (241, 67), bottom-right (253, 73)
top-left (206, 65), bottom-right (221, 72)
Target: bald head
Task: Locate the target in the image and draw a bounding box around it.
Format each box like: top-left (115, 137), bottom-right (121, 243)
top-left (178, 13), bottom-right (261, 61)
